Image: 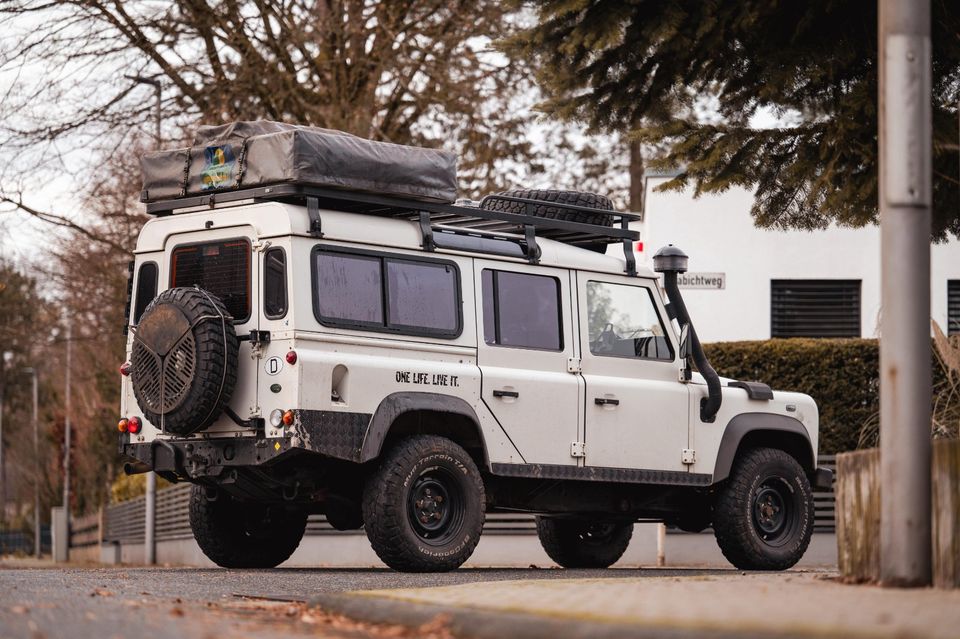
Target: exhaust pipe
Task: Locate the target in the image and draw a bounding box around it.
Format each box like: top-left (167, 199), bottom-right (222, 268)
top-left (653, 245), bottom-right (722, 422)
top-left (123, 460), bottom-right (151, 476)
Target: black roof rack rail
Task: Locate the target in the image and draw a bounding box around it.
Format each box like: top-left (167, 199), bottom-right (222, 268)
top-left (145, 184), bottom-right (642, 275)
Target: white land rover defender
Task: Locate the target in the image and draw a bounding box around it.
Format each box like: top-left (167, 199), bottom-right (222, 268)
top-left (119, 122), bottom-right (832, 572)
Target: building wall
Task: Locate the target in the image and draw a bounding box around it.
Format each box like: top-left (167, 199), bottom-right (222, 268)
top-left (637, 177), bottom-right (960, 343)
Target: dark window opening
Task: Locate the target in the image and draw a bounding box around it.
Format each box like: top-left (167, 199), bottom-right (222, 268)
top-left (133, 262), bottom-right (158, 324)
top-left (312, 247), bottom-right (461, 337)
top-left (171, 239), bottom-right (251, 322)
top-left (771, 279), bottom-right (861, 338)
top-left (949, 280), bottom-right (959, 336)
top-left (481, 269), bottom-right (563, 350)
top-left (263, 248), bottom-right (287, 319)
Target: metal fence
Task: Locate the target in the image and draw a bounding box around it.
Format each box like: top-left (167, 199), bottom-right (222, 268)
top-left (0, 526), bottom-right (51, 555)
top-left (89, 454), bottom-right (835, 546)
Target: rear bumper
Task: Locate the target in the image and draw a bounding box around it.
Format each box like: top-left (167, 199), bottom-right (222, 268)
top-left (120, 435), bottom-right (298, 481)
top-left (812, 466), bottom-right (834, 491)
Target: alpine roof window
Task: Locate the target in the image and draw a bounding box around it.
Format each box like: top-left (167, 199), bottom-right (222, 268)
top-left (481, 269), bottom-right (563, 350)
top-left (170, 239), bottom-right (251, 322)
top-left (312, 247), bottom-right (461, 338)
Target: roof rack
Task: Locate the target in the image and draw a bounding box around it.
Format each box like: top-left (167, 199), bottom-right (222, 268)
top-left (146, 184), bottom-right (642, 275)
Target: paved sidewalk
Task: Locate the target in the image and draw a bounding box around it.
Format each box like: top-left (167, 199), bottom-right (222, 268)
top-left (310, 571), bottom-right (960, 639)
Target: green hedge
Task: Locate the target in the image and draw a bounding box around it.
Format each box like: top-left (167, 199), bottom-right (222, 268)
top-left (702, 339), bottom-right (952, 455)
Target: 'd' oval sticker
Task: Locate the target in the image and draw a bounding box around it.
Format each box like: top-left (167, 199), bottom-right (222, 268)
top-left (264, 356), bottom-right (284, 376)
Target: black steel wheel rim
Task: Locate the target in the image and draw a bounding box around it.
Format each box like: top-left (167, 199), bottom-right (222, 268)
top-left (407, 467), bottom-right (464, 546)
top-left (751, 476), bottom-right (797, 546)
top-left (577, 522), bottom-right (619, 546)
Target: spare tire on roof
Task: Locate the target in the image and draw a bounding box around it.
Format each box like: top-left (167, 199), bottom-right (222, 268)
top-left (480, 189), bottom-right (615, 253)
top-left (130, 287), bottom-right (239, 436)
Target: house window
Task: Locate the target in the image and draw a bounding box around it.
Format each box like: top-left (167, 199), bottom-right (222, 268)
top-left (949, 280), bottom-right (960, 336)
top-left (771, 280), bottom-right (861, 338)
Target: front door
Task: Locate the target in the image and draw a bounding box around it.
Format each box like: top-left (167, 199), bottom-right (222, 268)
top-left (577, 274), bottom-right (689, 472)
top-left (475, 261), bottom-right (582, 466)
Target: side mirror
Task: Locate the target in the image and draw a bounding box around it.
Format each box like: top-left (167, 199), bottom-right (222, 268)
top-left (679, 323), bottom-right (691, 360)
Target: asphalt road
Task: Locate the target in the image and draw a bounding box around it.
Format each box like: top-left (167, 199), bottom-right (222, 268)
top-left (0, 565), bottom-right (731, 639)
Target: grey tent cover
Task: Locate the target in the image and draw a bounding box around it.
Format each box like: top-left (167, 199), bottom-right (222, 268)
top-left (140, 121), bottom-right (457, 204)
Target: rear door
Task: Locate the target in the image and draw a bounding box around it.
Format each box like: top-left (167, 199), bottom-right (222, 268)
top-left (576, 273), bottom-right (689, 472)
top-left (165, 227), bottom-right (260, 434)
top-left (474, 261), bottom-right (582, 466)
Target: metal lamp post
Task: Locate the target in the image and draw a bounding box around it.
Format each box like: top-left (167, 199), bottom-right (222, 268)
top-left (21, 367), bottom-right (39, 557)
top-left (0, 350), bottom-right (12, 526)
top-left (126, 74), bottom-right (161, 566)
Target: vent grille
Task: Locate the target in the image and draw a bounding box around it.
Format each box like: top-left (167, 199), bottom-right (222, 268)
top-left (771, 280), bottom-right (861, 338)
top-left (949, 280), bottom-right (960, 336)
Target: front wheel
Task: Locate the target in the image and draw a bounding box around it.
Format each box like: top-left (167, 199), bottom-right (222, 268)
top-left (536, 517), bottom-right (633, 568)
top-left (362, 435), bottom-right (485, 572)
top-left (189, 484), bottom-right (307, 568)
top-left (712, 447), bottom-right (814, 570)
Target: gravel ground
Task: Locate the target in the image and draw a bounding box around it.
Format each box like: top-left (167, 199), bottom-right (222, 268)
top-left (0, 564), bottom-right (731, 639)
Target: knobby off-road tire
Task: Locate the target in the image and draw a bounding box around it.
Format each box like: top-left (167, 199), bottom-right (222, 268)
top-left (362, 435), bottom-right (485, 572)
top-left (189, 484), bottom-right (307, 569)
top-left (712, 447), bottom-right (814, 570)
top-left (480, 189), bottom-right (615, 253)
top-left (131, 287), bottom-right (238, 436)
top-left (536, 517), bottom-right (633, 568)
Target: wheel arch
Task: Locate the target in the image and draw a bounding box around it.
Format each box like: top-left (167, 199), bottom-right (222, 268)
top-left (360, 392), bottom-right (488, 469)
top-left (712, 413), bottom-right (815, 483)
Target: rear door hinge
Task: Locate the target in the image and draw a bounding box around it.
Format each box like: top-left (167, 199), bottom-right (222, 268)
top-left (570, 441), bottom-right (586, 458)
top-left (681, 448), bottom-right (696, 465)
top-left (567, 357), bottom-right (581, 374)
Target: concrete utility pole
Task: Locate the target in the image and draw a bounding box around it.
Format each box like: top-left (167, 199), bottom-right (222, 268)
top-left (126, 74), bottom-right (161, 566)
top-left (23, 367), bottom-right (40, 557)
top-left (878, 0), bottom-right (933, 587)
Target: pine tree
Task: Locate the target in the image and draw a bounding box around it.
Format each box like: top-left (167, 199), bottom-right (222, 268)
top-left (508, 1), bottom-right (960, 240)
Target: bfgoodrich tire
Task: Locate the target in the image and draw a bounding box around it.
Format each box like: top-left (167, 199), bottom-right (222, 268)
top-left (480, 189), bottom-right (614, 253)
top-left (189, 485), bottom-right (307, 569)
top-left (362, 435), bottom-right (485, 572)
top-left (712, 447), bottom-right (814, 570)
top-left (536, 517), bottom-right (633, 568)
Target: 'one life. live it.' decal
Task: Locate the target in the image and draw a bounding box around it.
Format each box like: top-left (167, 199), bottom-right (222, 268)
top-left (395, 370), bottom-right (460, 387)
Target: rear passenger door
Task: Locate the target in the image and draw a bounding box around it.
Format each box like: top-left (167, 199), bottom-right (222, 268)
top-left (475, 261), bottom-right (581, 466)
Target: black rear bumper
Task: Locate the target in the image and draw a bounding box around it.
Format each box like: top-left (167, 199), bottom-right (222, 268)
top-left (120, 435), bottom-right (298, 481)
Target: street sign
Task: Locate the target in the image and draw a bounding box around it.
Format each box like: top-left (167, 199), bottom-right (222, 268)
top-left (677, 272), bottom-right (726, 290)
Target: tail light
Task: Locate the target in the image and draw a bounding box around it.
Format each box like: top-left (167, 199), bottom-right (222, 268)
top-left (127, 416), bottom-right (142, 434)
top-left (285, 350), bottom-right (298, 365)
top-left (282, 410), bottom-right (295, 426)
top-left (117, 418), bottom-right (129, 433)
top-left (119, 361), bottom-right (132, 377)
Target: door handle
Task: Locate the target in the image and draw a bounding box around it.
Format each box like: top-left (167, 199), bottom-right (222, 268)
top-left (493, 389), bottom-right (519, 398)
top-left (594, 397), bottom-right (620, 406)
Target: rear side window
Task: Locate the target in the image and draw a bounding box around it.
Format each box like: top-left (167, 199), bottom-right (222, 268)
top-left (133, 262), bottom-right (158, 324)
top-left (313, 247), bottom-right (460, 337)
top-left (263, 248), bottom-right (287, 319)
top-left (482, 269), bottom-right (563, 350)
top-left (171, 239), bottom-right (250, 322)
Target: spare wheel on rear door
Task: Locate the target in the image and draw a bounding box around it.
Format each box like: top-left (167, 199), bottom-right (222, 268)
top-left (130, 287), bottom-right (239, 436)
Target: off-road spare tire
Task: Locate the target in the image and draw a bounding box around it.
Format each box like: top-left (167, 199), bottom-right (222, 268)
top-left (480, 189), bottom-right (615, 253)
top-left (131, 287), bottom-right (238, 436)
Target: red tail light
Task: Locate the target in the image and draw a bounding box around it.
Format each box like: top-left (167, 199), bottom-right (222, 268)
top-left (285, 350), bottom-right (297, 365)
top-left (119, 361), bottom-right (132, 377)
top-left (282, 410), bottom-right (295, 426)
top-left (127, 416), bottom-right (142, 434)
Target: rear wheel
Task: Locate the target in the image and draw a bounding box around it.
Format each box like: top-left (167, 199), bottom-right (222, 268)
top-left (536, 517), bottom-right (633, 568)
top-left (189, 484), bottom-right (307, 568)
top-left (712, 447), bottom-right (814, 570)
top-left (362, 435), bottom-right (485, 572)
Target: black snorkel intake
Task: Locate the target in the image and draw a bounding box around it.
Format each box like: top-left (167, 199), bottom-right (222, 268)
top-left (653, 245), bottom-right (722, 423)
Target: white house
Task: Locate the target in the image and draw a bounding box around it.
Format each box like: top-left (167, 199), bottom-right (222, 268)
top-left (632, 175), bottom-right (960, 343)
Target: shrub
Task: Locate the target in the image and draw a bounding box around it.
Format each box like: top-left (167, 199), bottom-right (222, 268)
top-left (704, 338), bottom-right (957, 454)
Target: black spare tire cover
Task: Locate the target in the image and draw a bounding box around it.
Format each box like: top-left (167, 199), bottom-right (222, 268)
top-left (480, 189), bottom-right (615, 253)
top-left (130, 287), bottom-right (239, 436)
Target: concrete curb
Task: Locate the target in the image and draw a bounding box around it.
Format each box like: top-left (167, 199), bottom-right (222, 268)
top-left (307, 591), bottom-right (801, 639)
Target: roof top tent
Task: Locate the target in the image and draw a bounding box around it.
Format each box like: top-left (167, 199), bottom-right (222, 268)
top-left (140, 120), bottom-right (642, 272)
